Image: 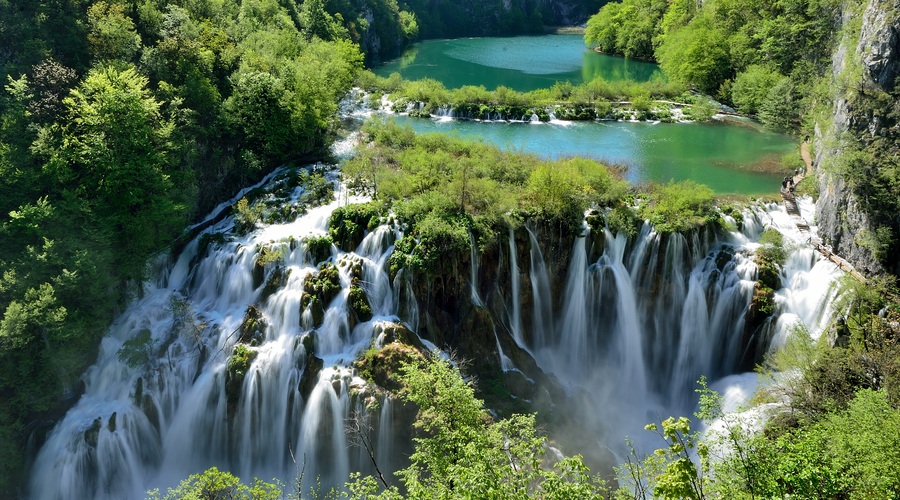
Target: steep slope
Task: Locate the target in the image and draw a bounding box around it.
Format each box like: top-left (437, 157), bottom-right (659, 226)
top-left (815, 0), bottom-right (900, 276)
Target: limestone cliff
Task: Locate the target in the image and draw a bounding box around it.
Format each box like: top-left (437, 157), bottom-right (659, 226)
top-left (815, 0), bottom-right (900, 276)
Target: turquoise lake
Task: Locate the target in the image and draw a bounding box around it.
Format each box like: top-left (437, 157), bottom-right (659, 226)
top-left (375, 34), bottom-right (664, 92)
top-left (375, 35), bottom-right (797, 195)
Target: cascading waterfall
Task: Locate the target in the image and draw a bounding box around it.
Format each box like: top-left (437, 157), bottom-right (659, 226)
top-left (526, 226), bottom-right (553, 351)
top-left (507, 228), bottom-right (523, 345)
top-left (29, 171), bottom-right (412, 499)
top-left (508, 198), bottom-right (843, 444)
top-left (469, 230), bottom-right (485, 308)
top-left (28, 91), bottom-right (846, 500)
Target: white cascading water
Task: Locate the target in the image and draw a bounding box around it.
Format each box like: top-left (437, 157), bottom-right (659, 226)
top-left (28, 160), bottom-right (413, 498)
top-left (526, 226), bottom-right (554, 352)
top-left (502, 197), bottom-right (843, 449)
top-left (507, 228), bottom-right (524, 346)
top-left (28, 88), bottom-right (846, 496)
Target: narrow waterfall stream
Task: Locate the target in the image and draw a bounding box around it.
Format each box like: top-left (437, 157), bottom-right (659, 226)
top-left (27, 102), bottom-right (843, 498)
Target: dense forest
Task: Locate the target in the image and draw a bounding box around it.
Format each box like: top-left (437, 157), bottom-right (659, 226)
top-left (0, 0), bottom-right (368, 494)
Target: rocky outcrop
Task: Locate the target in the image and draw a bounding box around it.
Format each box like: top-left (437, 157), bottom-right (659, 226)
top-left (859, 0), bottom-right (900, 91)
top-left (815, 0), bottom-right (900, 276)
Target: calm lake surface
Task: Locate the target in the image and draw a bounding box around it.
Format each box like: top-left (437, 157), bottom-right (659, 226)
top-left (375, 35), bottom-right (663, 91)
top-left (375, 35), bottom-right (796, 195)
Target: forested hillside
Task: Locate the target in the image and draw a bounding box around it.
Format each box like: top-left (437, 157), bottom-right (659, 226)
top-left (0, 1), bottom-right (365, 494)
top-left (586, 0), bottom-right (900, 275)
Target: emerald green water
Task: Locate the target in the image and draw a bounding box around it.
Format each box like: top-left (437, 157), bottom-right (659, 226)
top-left (375, 35), bottom-right (796, 195)
top-left (389, 116), bottom-right (794, 195)
top-left (375, 35), bottom-right (663, 92)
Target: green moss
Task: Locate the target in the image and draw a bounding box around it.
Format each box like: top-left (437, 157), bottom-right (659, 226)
top-left (639, 180), bottom-right (718, 233)
top-left (301, 263), bottom-right (341, 310)
top-left (238, 305), bottom-right (267, 345)
top-left (355, 343), bottom-right (423, 392)
top-left (328, 201), bottom-right (385, 250)
top-left (302, 234), bottom-right (333, 264)
top-left (227, 344), bottom-right (257, 380)
top-left (225, 344), bottom-right (258, 417)
top-left (348, 286), bottom-right (373, 322)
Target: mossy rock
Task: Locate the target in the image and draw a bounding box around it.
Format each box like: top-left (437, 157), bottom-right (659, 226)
top-left (374, 322), bottom-right (426, 352)
top-left (355, 343), bottom-right (425, 393)
top-left (328, 201), bottom-right (385, 251)
top-left (301, 263), bottom-right (341, 311)
top-left (715, 246), bottom-right (735, 271)
top-left (298, 334), bottom-right (324, 400)
top-left (141, 393), bottom-right (160, 433)
top-left (84, 417), bottom-right (102, 448)
top-left (194, 232), bottom-right (226, 266)
top-left (238, 305), bottom-right (267, 346)
top-left (252, 258), bottom-right (266, 290)
top-left (302, 235), bottom-right (333, 264)
top-left (349, 286), bottom-right (373, 324)
top-left (260, 266), bottom-right (290, 303)
top-left (133, 377), bottom-right (144, 406)
top-left (226, 345), bottom-right (258, 416)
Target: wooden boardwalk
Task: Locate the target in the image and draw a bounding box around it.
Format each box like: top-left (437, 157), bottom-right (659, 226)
top-left (781, 141), bottom-right (867, 284)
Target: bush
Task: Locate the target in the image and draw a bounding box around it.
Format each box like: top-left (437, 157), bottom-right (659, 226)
top-left (639, 180), bottom-right (717, 233)
top-left (328, 201), bottom-right (385, 250)
top-left (731, 65), bottom-right (784, 115)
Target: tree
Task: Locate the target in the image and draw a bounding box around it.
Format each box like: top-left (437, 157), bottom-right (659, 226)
top-left (42, 64), bottom-right (184, 279)
top-left (27, 58), bottom-right (79, 124)
top-left (347, 353), bottom-right (608, 499)
top-left (147, 467), bottom-right (283, 500)
top-left (86, 1), bottom-right (143, 61)
top-left (299, 0), bottom-right (347, 41)
top-left (730, 65), bottom-right (783, 115)
top-left (758, 76), bottom-right (800, 132)
top-left (655, 17), bottom-right (731, 94)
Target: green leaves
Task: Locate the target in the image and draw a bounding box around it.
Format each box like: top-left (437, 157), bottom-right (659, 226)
top-left (87, 2), bottom-right (143, 62)
top-left (656, 18), bottom-right (731, 94)
top-left (147, 466), bottom-right (282, 500)
top-left (0, 283), bottom-right (66, 349)
top-left (584, 0), bottom-right (667, 60)
top-left (346, 353), bottom-right (607, 499)
top-left (730, 65), bottom-right (784, 115)
top-left (639, 180), bottom-right (717, 233)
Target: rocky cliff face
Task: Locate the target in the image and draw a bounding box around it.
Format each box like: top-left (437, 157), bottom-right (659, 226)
top-left (815, 0), bottom-right (900, 276)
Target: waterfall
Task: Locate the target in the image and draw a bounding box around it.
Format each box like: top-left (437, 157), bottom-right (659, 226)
top-left (514, 202), bottom-right (841, 442)
top-left (469, 230), bottom-right (485, 308)
top-left (554, 229), bottom-right (591, 378)
top-left (526, 227), bottom-right (553, 351)
top-left (507, 228), bottom-right (523, 345)
top-left (30, 157), bottom-right (845, 500)
top-left (29, 173), bottom-right (413, 499)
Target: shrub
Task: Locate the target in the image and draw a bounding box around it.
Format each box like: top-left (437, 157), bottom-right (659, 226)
top-left (328, 201), bottom-right (385, 250)
top-left (639, 180), bottom-right (717, 233)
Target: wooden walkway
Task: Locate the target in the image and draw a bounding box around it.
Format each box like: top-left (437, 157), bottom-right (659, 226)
top-left (780, 141), bottom-right (867, 284)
